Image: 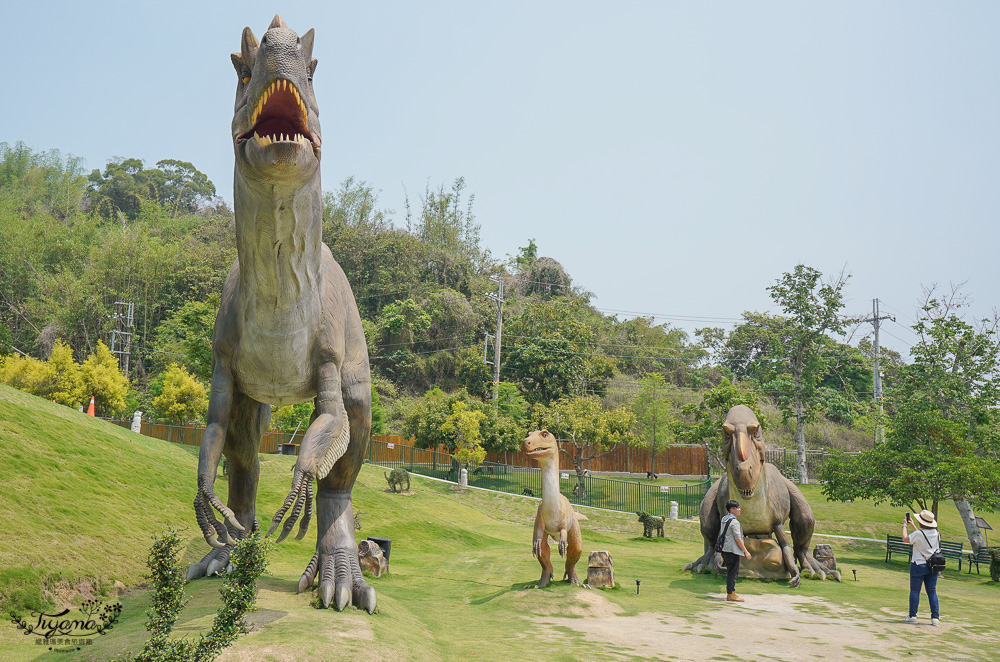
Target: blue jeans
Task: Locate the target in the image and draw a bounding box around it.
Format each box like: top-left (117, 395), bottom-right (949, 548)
top-left (909, 562), bottom-right (939, 619)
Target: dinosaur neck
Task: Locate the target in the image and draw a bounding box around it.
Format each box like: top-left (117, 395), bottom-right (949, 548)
top-left (539, 457), bottom-right (561, 505)
top-left (233, 169), bottom-right (323, 308)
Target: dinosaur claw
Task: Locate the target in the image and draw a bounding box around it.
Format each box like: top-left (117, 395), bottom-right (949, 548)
top-left (354, 583), bottom-right (376, 614)
top-left (297, 575), bottom-right (312, 594)
top-left (334, 585), bottom-right (351, 612)
top-left (205, 558), bottom-right (225, 577)
top-left (318, 582), bottom-right (334, 608)
top-left (186, 562), bottom-right (207, 581)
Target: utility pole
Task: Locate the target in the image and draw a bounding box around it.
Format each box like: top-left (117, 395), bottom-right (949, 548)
top-left (110, 301), bottom-right (135, 377)
top-left (485, 277), bottom-right (505, 403)
top-left (861, 298), bottom-right (894, 443)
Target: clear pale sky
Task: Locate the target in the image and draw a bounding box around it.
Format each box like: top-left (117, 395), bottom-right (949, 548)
top-left (5, 2), bottom-right (998, 358)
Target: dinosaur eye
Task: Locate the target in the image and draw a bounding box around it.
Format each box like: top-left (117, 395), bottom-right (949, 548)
top-left (241, 75), bottom-right (251, 84)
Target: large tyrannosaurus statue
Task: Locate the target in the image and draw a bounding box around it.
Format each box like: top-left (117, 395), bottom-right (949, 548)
top-left (683, 405), bottom-right (840, 588)
top-left (186, 15), bottom-right (376, 614)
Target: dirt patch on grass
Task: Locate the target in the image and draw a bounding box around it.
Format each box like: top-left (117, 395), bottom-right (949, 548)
top-left (538, 590), bottom-right (993, 661)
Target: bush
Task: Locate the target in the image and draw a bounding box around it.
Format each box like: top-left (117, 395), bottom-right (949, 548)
top-left (114, 530), bottom-right (268, 662)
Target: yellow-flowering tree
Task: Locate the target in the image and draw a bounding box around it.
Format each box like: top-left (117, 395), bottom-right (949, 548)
top-left (81, 341), bottom-right (129, 416)
top-left (440, 401), bottom-right (487, 470)
top-left (153, 364), bottom-right (209, 426)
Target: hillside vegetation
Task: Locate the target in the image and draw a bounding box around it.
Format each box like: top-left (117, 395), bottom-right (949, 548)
top-left (2, 383), bottom-right (999, 661)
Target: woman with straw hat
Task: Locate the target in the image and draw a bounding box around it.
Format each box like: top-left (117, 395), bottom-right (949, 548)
top-left (901, 509), bottom-right (941, 625)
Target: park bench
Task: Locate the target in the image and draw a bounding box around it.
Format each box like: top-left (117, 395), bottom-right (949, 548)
top-left (886, 535), bottom-right (965, 570)
top-left (885, 535), bottom-right (912, 564)
top-left (966, 546), bottom-right (995, 574)
top-left (939, 539), bottom-right (965, 571)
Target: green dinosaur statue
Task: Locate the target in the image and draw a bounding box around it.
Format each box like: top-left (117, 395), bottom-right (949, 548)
top-left (683, 405), bottom-right (840, 588)
top-left (186, 15), bottom-right (376, 614)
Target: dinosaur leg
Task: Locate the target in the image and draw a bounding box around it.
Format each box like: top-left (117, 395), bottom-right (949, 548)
top-left (773, 523), bottom-right (803, 588)
top-left (563, 521), bottom-right (583, 586)
top-left (785, 478), bottom-right (841, 583)
top-left (289, 365), bottom-right (375, 612)
top-left (536, 535), bottom-right (555, 588)
top-left (684, 478), bottom-right (722, 574)
top-left (188, 392), bottom-right (269, 580)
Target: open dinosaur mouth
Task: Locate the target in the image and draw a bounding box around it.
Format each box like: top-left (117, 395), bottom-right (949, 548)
top-left (237, 78), bottom-right (317, 147)
top-left (526, 447), bottom-right (549, 456)
top-left (738, 488), bottom-right (755, 499)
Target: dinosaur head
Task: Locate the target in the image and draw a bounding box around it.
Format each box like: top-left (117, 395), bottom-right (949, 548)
top-left (722, 405), bottom-right (765, 500)
top-left (524, 429), bottom-right (559, 467)
top-left (231, 15), bottom-right (321, 183)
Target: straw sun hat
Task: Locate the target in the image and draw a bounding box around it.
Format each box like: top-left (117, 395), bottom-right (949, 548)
top-left (913, 510), bottom-right (938, 528)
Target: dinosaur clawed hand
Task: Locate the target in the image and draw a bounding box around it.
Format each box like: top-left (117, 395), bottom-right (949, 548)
top-left (795, 549), bottom-right (841, 583)
top-left (532, 538), bottom-right (542, 558)
top-left (683, 551), bottom-right (720, 575)
top-left (558, 539), bottom-right (568, 557)
top-left (266, 468), bottom-right (314, 543)
top-left (194, 474), bottom-right (244, 548)
top-left (297, 547), bottom-right (376, 613)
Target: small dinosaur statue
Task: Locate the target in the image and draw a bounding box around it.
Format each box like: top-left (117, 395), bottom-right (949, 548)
top-left (523, 430), bottom-right (586, 587)
top-left (636, 511), bottom-right (665, 538)
top-left (187, 16), bottom-right (376, 614)
top-left (683, 405), bottom-right (840, 587)
top-left (384, 468), bottom-right (409, 493)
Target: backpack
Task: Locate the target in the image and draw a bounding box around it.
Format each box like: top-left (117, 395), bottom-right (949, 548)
top-left (715, 518), bottom-right (734, 553)
top-left (920, 531), bottom-right (946, 573)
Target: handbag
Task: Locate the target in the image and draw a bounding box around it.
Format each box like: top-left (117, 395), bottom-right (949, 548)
top-left (920, 531), bottom-right (946, 573)
top-left (715, 518), bottom-right (734, 553)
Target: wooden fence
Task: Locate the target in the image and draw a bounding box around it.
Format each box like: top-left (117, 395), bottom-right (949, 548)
top-left (487, 443), bottom-right (707, 476)
top-left (109, 420), bottom-right (303, 455)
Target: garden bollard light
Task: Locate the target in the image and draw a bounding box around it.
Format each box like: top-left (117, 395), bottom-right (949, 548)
top-left (852, 569), bottom-right (857, 581)
top-left (635, 579), bottom-right (641, 595)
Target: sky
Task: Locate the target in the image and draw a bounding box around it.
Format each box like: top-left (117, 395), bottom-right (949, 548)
top-left (5, 2), bottom-right (999, 359)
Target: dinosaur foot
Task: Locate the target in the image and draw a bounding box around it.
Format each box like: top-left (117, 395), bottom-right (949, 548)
top-left (564, 570), bottom-right (583, 587)
top-left (683, 552), bottom-right (719, 574)
top-left (298, 547), bottom-right (376, 613)
top-left (796, 549), bottom-right (841, 583)
top-left (186, 520), bottom-right (258, 581)
top-left (535, 570), bottom-right (553, 588)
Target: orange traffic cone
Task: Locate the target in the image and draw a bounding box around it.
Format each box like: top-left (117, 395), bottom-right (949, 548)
top-left (87, 396), bottom-right (95, 417)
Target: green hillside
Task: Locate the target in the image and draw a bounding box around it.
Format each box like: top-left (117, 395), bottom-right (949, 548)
top-left (2, 383), bottom-right (998, 661)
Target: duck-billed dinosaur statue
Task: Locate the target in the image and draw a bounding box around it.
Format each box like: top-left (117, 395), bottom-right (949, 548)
top-left (683, 405), bottom-right (840, 588)
top-left (524, 430), bottom-right (586, 587)
top-left (186, 15), bottom-right (376, 614)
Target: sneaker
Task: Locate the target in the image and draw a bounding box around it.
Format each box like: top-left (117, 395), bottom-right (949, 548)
top-left (902, 616), bottom-right (918, 624)
top-left (931, 618), bottom-right (940, 626)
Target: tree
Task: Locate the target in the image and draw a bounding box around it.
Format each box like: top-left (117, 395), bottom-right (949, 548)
top-left (534, 395), bottom-right (636, 498)
top-left (629, 373), bottom-right (678, 475)
top-left (80, 341), bottom-right (130, 417)
top-left (822, 288), bottom-right (1000, 550)
top-left (440, 401), bottom-right (487, 470)
top-left (88, 158), bottom-right (216, 222)
top-left (152, 364), bottom-right (208, 437)
top-left (501, 297), bottom-right (614, 404)
top-left (152, 297), bottom-right (218, 381)
top-left (766, 265), bottom-right (849, 482)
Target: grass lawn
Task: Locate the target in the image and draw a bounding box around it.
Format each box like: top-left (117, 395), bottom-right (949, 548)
top-left (2, 383), bottom-right (998, 661)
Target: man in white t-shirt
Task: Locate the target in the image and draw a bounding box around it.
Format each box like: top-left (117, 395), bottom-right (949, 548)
top-left (719, 499), bottom-right (752, 602)
top-left (901, 509), bottom-right (941, 625)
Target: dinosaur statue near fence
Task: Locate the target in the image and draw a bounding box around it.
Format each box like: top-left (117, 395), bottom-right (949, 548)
top-left (524, 430), bottom-right (586, 588)
top-left (185, 15), bottom-right (376, 614)
top-left (683, 405), bottom-right (840, 588)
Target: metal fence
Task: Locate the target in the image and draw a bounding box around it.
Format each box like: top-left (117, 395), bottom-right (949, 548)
top-left (764, 448), bottom-right (849, 483)
top-left (367, 438), bottom-right (709, 519)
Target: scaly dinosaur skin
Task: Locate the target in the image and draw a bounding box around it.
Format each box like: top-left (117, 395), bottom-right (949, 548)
top-left (683, 406), bottom-right (841, 588)
top-left (187, 15), bottom-right (375, 614)
top-left (524, 430), bottom-right (584, 587)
